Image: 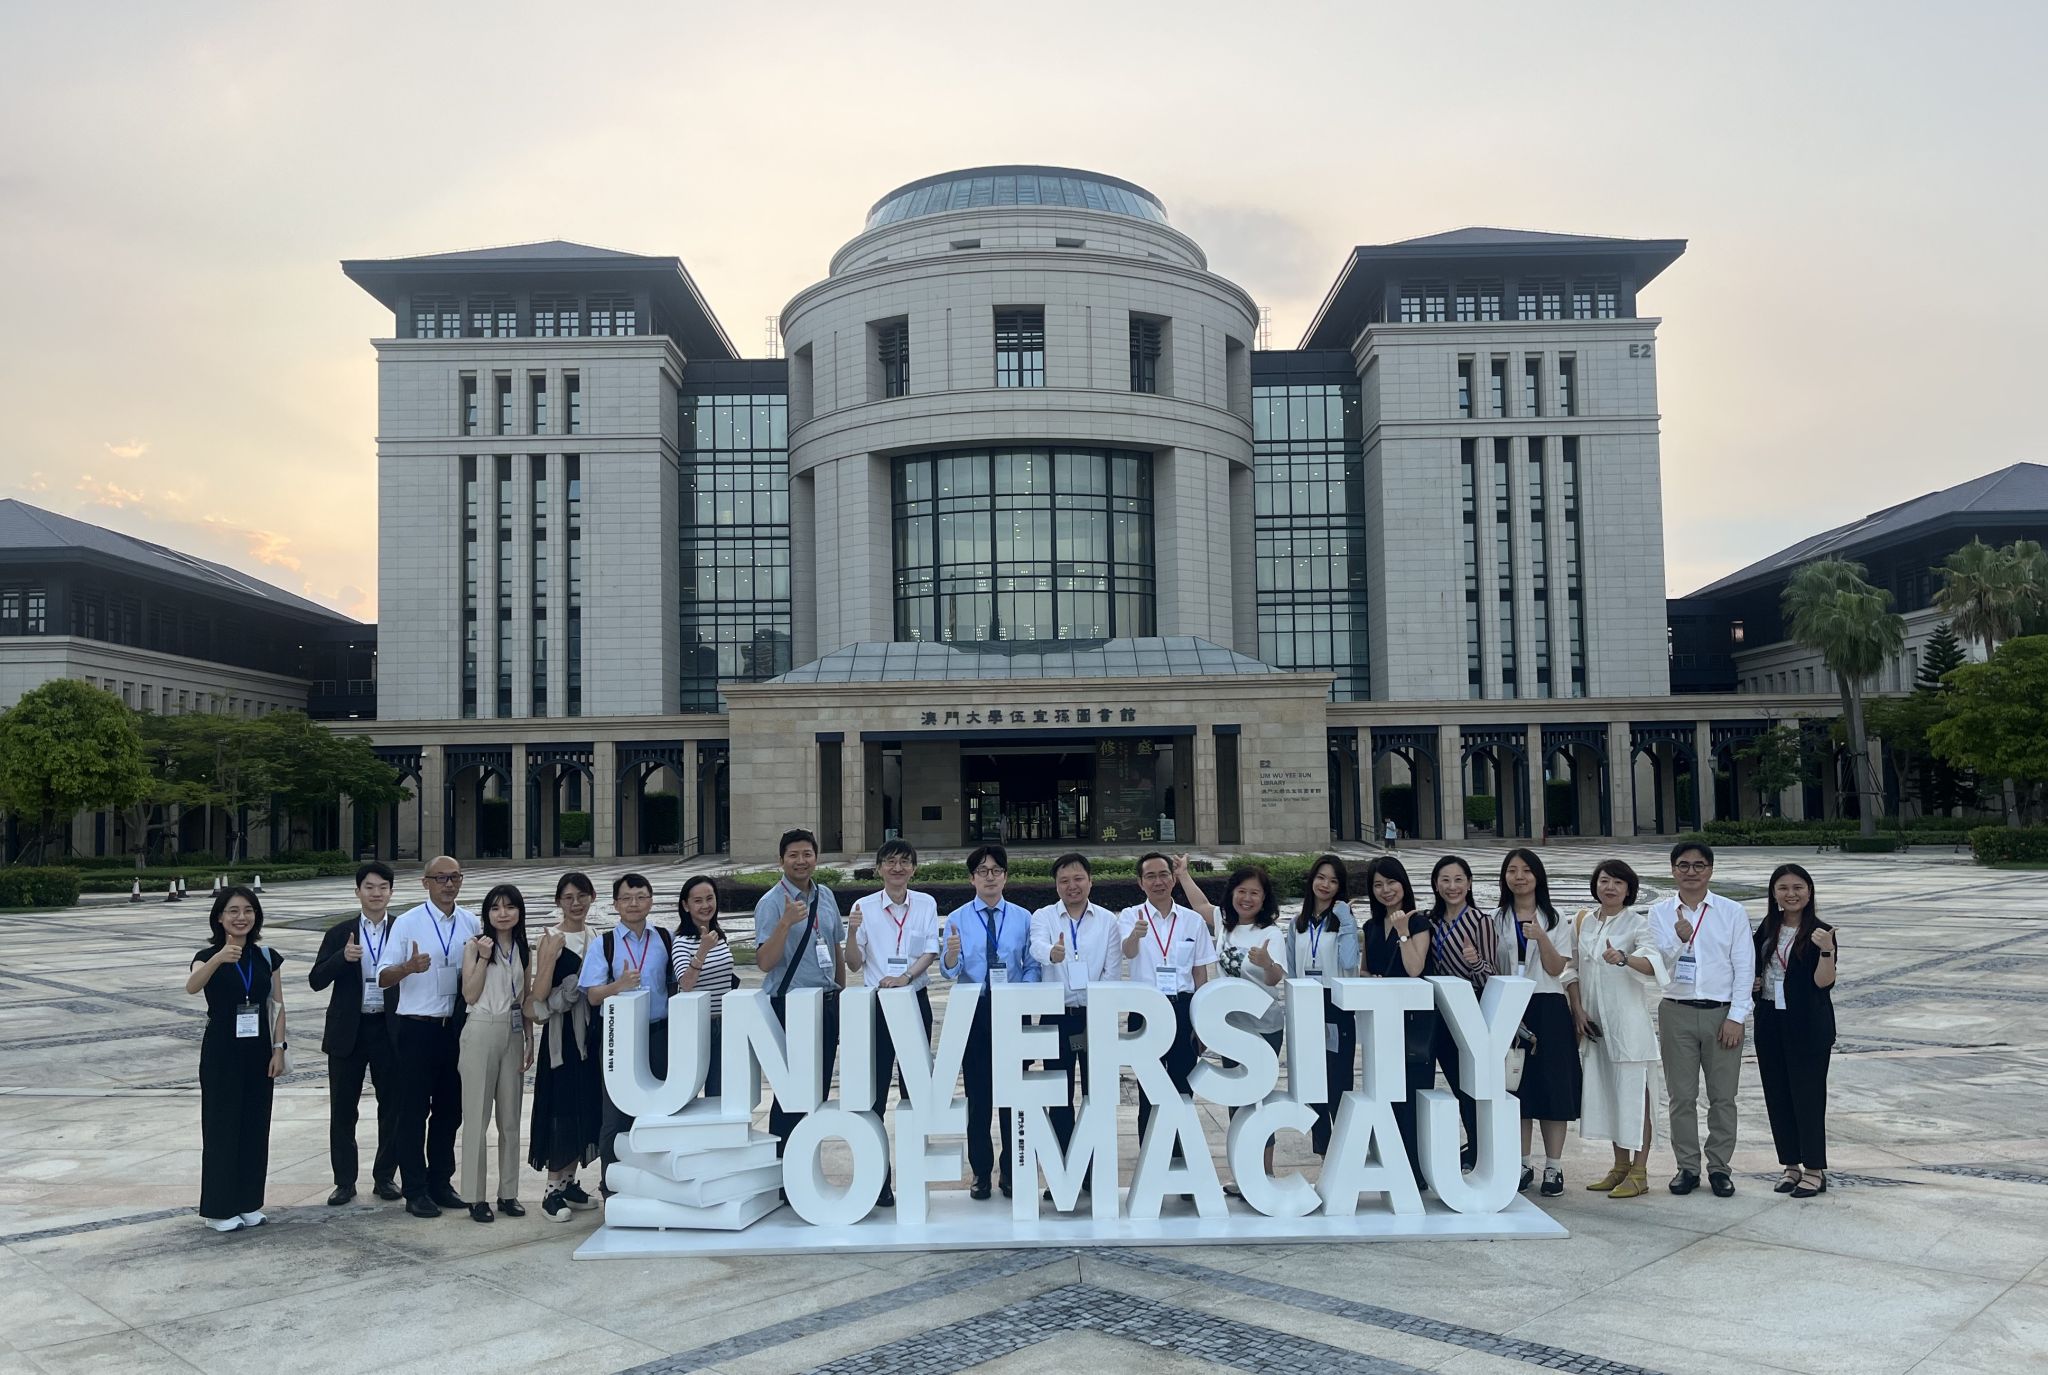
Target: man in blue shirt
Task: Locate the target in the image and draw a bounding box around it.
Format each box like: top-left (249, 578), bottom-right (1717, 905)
top-left (753, 829), bottom-right (846, 1159)
top-left (939, 843), bottom-right (1041, 1199)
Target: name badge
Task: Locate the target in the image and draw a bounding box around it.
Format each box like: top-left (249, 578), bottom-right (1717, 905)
top-left (1325, 1023), bottom-right (1341, 1055)
top-left (814, 943), bottom-right (835, 971)
top-left (1153, 967), bottom-right (1180, 996)
top-left (435, 960), bottom-right (461, 999)
top-left (235, 1003), bottom-right (260, 1039)
top-left (1064, 961), bottom-right (1089, 989)
top-left (885, 956), bottom-right (909, 978)
top-left (989, 967), bottom-right (1009, 985)
top-left (1772, 976), bottom-right (1786, 1011)
top-left (1674, 952), bottom-right (1699, 985)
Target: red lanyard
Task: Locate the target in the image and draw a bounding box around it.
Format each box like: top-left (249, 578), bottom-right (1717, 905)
top-left (885, 900), bottom-right (909, 953)
top-left (1681, 903), bottom-right (1710, 952)
top-left (617, 927), bottom-right (652, 976)
top-left (1151, 908), bottom-right (1178, 962)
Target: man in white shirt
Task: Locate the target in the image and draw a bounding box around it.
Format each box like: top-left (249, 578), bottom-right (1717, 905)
top-left (375, 855), bottom-right (481, 1217)
top-left (1118, 851), bottom-right (1218, 1157)
top-left (1648, 841), bottom-right (1756, 1198)
top-left (1029, 852), bottom-right (1122, 1156)
top-left (844, 838), bottom-right (939, 1209)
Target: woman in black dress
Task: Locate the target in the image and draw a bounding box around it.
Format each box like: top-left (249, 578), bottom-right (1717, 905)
top-left (1493, 847), bottom-right (1581, 1196)
top-left (184, 884), bottom-right (286, 1232)
top-left (528, 872), bottom-right (603, 1223)
top-left (1752, 863), bottom-right (1838, 1199)
top-left (1359, 857), bottom-right (1432, 1187)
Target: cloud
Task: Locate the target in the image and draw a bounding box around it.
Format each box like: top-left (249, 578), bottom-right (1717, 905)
top-left (18, 471), bottom-right (48, 493)
top-left (204, 517), bottom-right (303, 573)
top-left (73, 473), bottom-right (147, 508)
top-left (103, 439), bottom-right (149, 459)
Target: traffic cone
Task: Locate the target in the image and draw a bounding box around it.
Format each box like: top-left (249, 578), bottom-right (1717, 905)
top-left (252, 875), bottom-right (263, 894)
top-left (164, 878), bottom-right (178, 903)
top-left (130, 879), bottom-right (142, 903)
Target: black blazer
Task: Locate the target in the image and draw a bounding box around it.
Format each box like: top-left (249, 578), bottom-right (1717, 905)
top-left (1753, 919), bottom-right (1837, 1047)
top-left (308, 916), bottom-right (384, 1058)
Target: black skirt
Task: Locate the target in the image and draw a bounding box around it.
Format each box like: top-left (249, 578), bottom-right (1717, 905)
top-left (1514, 991), bottom-right (1583, 1122)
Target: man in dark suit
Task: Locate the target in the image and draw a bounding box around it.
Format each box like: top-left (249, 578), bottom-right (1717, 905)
top-left (309, 860), bottom-right (404, 1205)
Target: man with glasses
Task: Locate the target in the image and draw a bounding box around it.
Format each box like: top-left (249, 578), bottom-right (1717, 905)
top-left (376, 855), bottom-right (481, 1217)
top-left (1118, 851), bottom-right (1218, 1162)
top-left (754, 829), bottom-right (847, 1160)
top-left (1028, 852), bottom-right (1121, 1162)
top-left (843, 838), bottom-right (939, 1208)
top-left (938, 843), bottom-right (1041, 1200)
top-left (1649, 841), bottom-right (1755, 1198)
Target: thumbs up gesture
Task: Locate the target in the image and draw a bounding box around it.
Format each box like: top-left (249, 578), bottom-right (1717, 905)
top-left (1812, 927), bottom-right (1836, 955)
top-left (846, 905), bottom-right (864, 934)
top-left (1248, 943), bottom-right (1278, 976)
top-left (1131, 910), bottom-right (1151, 941)
top-left (1390, 908), bottom-right (1412, 938)
top-left (944, 924), bottom-right (962, 965)
top-left (1674, 913), bottom-right (1695, 943)
top-left (406, 940), bottom-right (431, 975)
top-left (343, 932), bottom-right (362, 963)
top-left (1051, 929), bottom-right (1067, 964)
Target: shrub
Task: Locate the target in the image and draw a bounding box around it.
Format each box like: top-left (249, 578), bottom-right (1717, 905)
top-left (1464, 796), bottom-right (1498, 829)
top-left (558, 811), bottom-right (592, 847)
top-left (0, 867), bottom-right (83, 908)
top-left (1969, 826), bottom-right (2048, 865)
top-left (1840, 836), bottom-right (1900, 854)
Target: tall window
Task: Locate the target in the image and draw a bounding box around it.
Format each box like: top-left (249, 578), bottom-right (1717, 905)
top-left (461, 456), bottom-right (479, 718)
top-left (1571, 289), bottom-right (1593, 320)
top-left (1455, 282), bottom-right (1501, 322)
top-left (877, 320), bottom-right (910, 398)
top-left (1398, 285), bottom-right (1447, 323)
top-left (1488, 357), bottom-right (1506, 416)
top-left (589, 297), bottom-right (637, 336)
top-left (0, 588), bottom-right (18, 635)
top-left (1562, 437), bottom-right (1586, 694)
top-left (1461, 441), bottom-right (1480, 698)
top-left (413, 296), bottom-right (460, 338)
top-left (495, 375), bottom-right (513, 435)
top-left (679, 392), bottom-right (794, 711)
top-left (1540, 287), bottom-right (1563, 320)
top-left (893, 448), bottom-right (1153, 644)
top-left (566, 456), bottom-right (582, 716)
top-left (1494, 439), bottom-right (1517, 697)
top-left (1252, 382), bottom-right (1369, 699)
top-left (994, 309), bottom-right (1045, 388)
top-left (531, 456), bottom-right (548, 717)
top-left (1595, 287), bottom-right (1619, 319)
top-left (460, 375), bottom-right (478, 435)
top-left (1522, 357), bottom-right (1542, 417)
top-left (1557, 355), bottom-right (1577, 417)
top-left (496, 454), bottom-right (513, 717)
top-left (530, 374), bottom-right (549, 434)
top-left (533, 296), bottom-right (581, 337)
top-left (1129, 315), bottom-right (1164, 394)
top-left (1456, 358), bottom-right (1473, 418)
top-left (472, 297), bottom-right (518, 337)
top-left (1528, 441), bottom-right (1551, 697)
top-left (566, 373), bottom-right (582, 433)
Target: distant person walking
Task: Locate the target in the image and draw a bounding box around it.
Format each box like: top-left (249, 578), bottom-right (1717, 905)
top-left (1383, 817), bottom-right (1399, 851)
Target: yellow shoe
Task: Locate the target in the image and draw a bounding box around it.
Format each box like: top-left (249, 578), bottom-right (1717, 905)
top-left (1587, 1164), bottom-right (1631, 1192)
top-left (1608, 1167), bottom-right (1650, 1199)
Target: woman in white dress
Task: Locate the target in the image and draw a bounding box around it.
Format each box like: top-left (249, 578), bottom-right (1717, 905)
top-left (1564, 858), bottom-right (1667, 1200)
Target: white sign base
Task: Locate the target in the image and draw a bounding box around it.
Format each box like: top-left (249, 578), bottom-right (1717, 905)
top-left (573, 1188), bottom-right (1565, 1260)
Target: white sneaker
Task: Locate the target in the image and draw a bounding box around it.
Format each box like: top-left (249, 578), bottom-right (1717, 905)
top-left (205, 1216), bottom-right (243, 1233)
top-left (237, 1211), bottom-right (267, 1227)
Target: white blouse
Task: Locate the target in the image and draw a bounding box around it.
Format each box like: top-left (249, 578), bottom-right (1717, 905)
top-left (1565, 907), bottom-right (1667, 1065)
top-left (1493, 907), bottom-right (1572, 995)
top-left (1223, 924), bottom-right (1289, 1034)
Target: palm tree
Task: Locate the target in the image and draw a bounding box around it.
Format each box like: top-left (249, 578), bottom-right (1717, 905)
top-left (1782, 559), bottom-right (1904, 837)
top-left (1936, 538), bottom-right (2048, 825)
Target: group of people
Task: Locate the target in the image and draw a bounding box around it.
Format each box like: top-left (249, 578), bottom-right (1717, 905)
top-left (187, 835), bottom-right (1838, 1231)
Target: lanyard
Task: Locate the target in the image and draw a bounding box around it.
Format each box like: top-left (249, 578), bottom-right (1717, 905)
top-left (360, 918), bottom-right (387, 968)
top-left (1774, 928), bottom-right (1796, 972)
top-left (233, 950), bottom-right (256, 1000)
top-left (885, 900), bottom-right (909, 954)
top-left (1680, 902), bottom-right (1709, 952)
top-left (1307, 918), bottom-right (1324, 967)
top-left (1151, 908), bottom-right (1178, 963)
top-left (616, 926), bottom-right (652, 976)
top-left (1068, 913), bottom-right (1085, 950)
top-left (428, 909), bottom-right (458, 962)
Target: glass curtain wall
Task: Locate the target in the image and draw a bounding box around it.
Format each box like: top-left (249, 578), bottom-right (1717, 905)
top-left (1251, 380), bottom-right (1369, 700)
top-left (679, 391), bottom-right (793, 710)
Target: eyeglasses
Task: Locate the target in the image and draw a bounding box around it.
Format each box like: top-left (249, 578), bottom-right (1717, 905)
top-left (880, 858), bottom-right (915, 868)
top-left (427, 873), bottom-right (464, 883)
top-left (972, 865), bottom-right (1007, 878)
top-left (1673, 861), bottom-right (1710, 874)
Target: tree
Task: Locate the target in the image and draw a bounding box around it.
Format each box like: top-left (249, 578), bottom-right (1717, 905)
top-left (0, 680), bottom-right (150, 862)
top-left (1928, 636), bottom-right (2048, 823)
top-left (1866, 620), bottom-right (1974, 817)
top-left (1735, 723), bottom-right (1811, 816)
top-left (1917, 621), bottom-right (1969, 690)
top-left (261, 713), bottom-right (408, 842)
top-left (1936, 539), bottom-right (2048, 824)
top-left (1782, 559), bottom-right (1905, 837)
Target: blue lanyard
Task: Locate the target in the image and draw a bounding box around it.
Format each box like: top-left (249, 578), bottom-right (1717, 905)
top-left (360, 919), bottom-right (387, 967)
top-left (233, 950), bottom-right (256, 1001)
top-left (1307, 918), bottom-right (1325, 967)
top-left (427, 909), bottom-right (458, 961)
top-left (1067, 914), bottom-right (1084, 949)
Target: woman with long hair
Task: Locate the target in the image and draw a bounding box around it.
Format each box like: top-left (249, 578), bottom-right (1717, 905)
top-left (1753, 863), bottom-right (1837, 1198)
top-left (1426, 854), bottom-right (1494, 1168)
top-left (529, 872), bottom-right (603, 1222)
top-left (458, 883), bottom-right (534, 1222)
top-left (1286, 854), bottom-right (1361, 1156)
top-left (1567, 858), bottom-right (1663, 1199)
top-left (185, 885), bottom-right (286, 1232)
top-left (1494, 848), bottom-right (1581, 1195)
top-left (1359, 856), bottom-right (1432, 1186)
top-left (672, 874), bottom-right (736, 1100)
top-left (1180, 862), bottom-right (1287, 1192)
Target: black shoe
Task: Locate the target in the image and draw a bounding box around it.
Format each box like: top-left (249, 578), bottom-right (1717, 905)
top-left (372, 1179), bottom-right (404, 1201)
top-left (326, 1185), bottom-right (356, 1207)
top-left (469, 1202), bottom-right (494, 1223)
top-left (1000, 1178), bottom-right (1013, 1199)
top-left (429, 1187), bottom-right (467, 1210)
top-left (405, 1196), bottom-right (442, 1219)
top-left (560, 1180), bottom-right (598, 1211)
top-left (1790, 1172), bottom-right (1827, 1199)
top-left (1460, 1143), bottom-right (1478, 1171)
top-left (1709, 1172), bottom-right (1736, 1198)
top-left (1541, 1168), bottom-right (1565, 1198)
top-left (970, 1176), bottom-right (992, 1201)
top-left (1774, 1169), bottom-right (1801, 1194)
top-left (542, 1189), bottom-right (571, 1223)
top-left (1669, 1170), bottom-right (1700, 1195)
top-left (497, 1198), bottom-right (525, 1218)
top-left (876, 1184), bottom-right (895, 1208)
top-left (1518, 1166), bottom-right (1535, 1193)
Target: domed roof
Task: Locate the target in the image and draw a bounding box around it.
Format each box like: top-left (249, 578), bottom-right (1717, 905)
top-left (865, 165), bottom-right (1167, 230)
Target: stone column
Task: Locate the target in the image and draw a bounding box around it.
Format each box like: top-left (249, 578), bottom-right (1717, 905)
top-left (1437, 724), bottom-right (1465, 840)
top-left (1606, 721), bottom-right (1635, 837)
top-left (1525, 724), bottom-right (1547, 841)
top-left (337, 795), bottom-right (356, 858)
top-left (511, 745), bottom-right (530, 859)
top-left (420, 744), bottom-right (447, 860)
top-left (679, 741), bottom-right (698, 859)
top-left (592, 740), bottom-right (618, 860)
top-left (1194, 726), bottom-right (1220, 847)
top-left (1692, 720), bottom-right (1714, 828)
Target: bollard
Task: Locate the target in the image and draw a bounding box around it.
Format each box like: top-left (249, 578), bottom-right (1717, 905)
top-left (252, 875), bottom-right (263, 894)
top-left (130, 879), bottom-right (142, 903)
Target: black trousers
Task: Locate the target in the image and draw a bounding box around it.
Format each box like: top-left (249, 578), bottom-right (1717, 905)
top-left (1755, 1005), bottom-right (1831, 1169)
top-left (1310, 999), bottom-right (1357, 1156)
top-left (199, 1026), bottom-right (274, 1219)
top-left (1045, 1006), bottom-right (1088, 1152)
top-left (768, 992), bottom-right (840, 1158)
top-left (327, 1010), bottom-right (399, 1188)
top-left (598, 1025), bottom-right (670, 1189)
top-left (393, 1016), bottom-right (462, 1200)
top-left (1431, 1016), bottom-right (1481, 1155)
top-left (871, 987), bottom-right (934, 1139)
top-left (1134, 992), bottom-right (1197, 1158)
top-left (962, 992), bottom-right (1017, 1186)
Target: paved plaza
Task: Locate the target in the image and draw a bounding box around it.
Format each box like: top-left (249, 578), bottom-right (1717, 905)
top-left (0, 843), bottom-right (2044, 1373)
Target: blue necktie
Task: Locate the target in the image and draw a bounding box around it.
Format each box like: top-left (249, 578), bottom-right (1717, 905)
top-left (983, 906), bottom-right (999, 988)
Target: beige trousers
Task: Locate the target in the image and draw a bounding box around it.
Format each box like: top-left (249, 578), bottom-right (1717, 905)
top-left (458, 1012), bottom-right (523, 1202)
top-left (1658, 999), bottom-right (1742, 1174)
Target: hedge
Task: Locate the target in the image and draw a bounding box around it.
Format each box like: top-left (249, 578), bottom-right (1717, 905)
top-left (77, 865), bottom-right (320, 895)
top-left (559, 811), bottom-right (593, 847)
top-left (1465, 796), bottom-right (1498, 829)
top-left (0, 867), bottom-right (83, 908)
top-left (1969, 826), bottom-right (2048, 865)
top-left (1840, 836), bottom-right (1901, 854)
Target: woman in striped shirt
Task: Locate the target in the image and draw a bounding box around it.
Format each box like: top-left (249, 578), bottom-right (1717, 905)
top-left (1426, 855), bottom-right (1496, 1170)
top-left (671, 875), bottom-right (737, 1100)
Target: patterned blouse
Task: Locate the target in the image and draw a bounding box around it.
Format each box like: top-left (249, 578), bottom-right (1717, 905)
top-left (1428, 905), bottom-right (1497, 992)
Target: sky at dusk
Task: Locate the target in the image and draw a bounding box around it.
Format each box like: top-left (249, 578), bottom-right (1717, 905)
top-left (3, 1), bottom-right (2043, 622)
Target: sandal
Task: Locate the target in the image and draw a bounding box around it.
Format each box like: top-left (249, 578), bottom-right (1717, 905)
top-left (1608, 1166), bottom-right (1650, 1199)
top-left (1790, 1170), bottom-right (1827, 1199)
top-left (1774, 1167), bottom-right (1802, 1194)
top-left (1587, 1164), bottom-right (1631, 1192)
